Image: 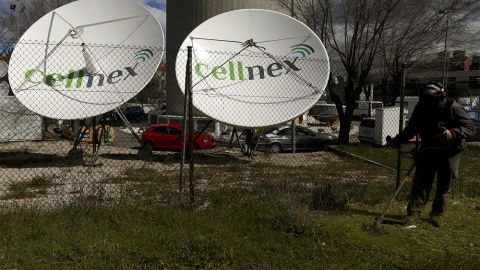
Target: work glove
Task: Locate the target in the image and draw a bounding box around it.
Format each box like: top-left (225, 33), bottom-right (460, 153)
top-left (438, 129), bottom-right (455, 142)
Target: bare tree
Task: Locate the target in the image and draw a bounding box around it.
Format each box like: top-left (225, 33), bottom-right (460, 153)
top-left (135, 69), bottom-right (166, 102)
top-left (0, 0), bottom-right (76, 41)
top-left (380, 0), bottom-right (480, 104)
top-left (275, 0), bottom-right (480, 143)
top-left (276, 0), bottom-right (330, 43)
top-left (276, 0), bottom-right (401, 143)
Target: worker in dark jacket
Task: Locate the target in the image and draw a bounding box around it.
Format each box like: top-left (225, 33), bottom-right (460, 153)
top-left (390, 84), bottom-right (475, 227)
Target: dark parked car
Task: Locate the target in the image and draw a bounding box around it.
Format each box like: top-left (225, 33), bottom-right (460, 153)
top-left (466, 119), bottom-right (480, 142)
top-left (122, 106), bottom-right (145, 120)
top-left (252, 125), bottom-right (337, 154)
top-left (141, 123), bottom-right (215, 151)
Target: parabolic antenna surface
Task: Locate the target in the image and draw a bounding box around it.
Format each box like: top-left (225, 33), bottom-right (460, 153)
top-left (175, 9), bottom-right (330, 128)
top-left (0, 60), bottom-right (7, 78)
top-left (9, 0), bottom-right (164, 119)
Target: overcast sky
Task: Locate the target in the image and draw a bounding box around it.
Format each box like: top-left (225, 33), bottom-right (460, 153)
top-left (0, 0), bottom-right (167, 35)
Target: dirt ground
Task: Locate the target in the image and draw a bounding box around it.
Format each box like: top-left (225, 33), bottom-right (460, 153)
top-left (0, 131), bottom-right (343, 210)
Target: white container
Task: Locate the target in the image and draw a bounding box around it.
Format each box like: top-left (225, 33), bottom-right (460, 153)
top-left (0, 96), bottom-right (42, 142)
top-left (374, 107), bottom-right (405, 146)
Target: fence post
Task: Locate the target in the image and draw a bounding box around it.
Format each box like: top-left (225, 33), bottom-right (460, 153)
top-left (180, 47), bottom-right (192, 196)
top-left (396, 63), bottom-right (407, 188)
top-left (188, 48), bottom-right (195, 204)
top-left (290, 0), bottom-right (296, 154)
top-left (291, 120), bottom-right (296, 154)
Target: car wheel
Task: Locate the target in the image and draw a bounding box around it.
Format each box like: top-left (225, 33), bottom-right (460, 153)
top-left (145, 141), bottom-right (155, 150)
top-left (194, 143), bottom-right (201, 150)
top-left (319, 140), bottom-right (333, 151)
top-left (269, 143), bottom-right (282, 154)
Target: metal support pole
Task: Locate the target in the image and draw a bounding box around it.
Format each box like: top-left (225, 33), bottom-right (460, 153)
top-left (91, 116), bottom-right (97, 163)
top-left (396, 63), bottom-right (407, 188)
top-left (290, 0), bottom-right (296, 154)
top-left (180, 47), bottom-right (192, 194)
top-left (188, 53), bottom-right (195, 203)
top-left (114, 107), bottom-right (143, 145)
top-left (193, 120), bottom-right (213, 142)
top-left (442, 12), bottom-right (449, 88)
top-left (291, 120), bottom-right (296, 154)
top-left (251, 129), bottom-right (263, 158)
top-left (291, 0), bottom-right (294, 17)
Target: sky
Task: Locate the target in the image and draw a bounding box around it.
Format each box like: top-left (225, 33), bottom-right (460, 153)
top-left (0, 0), bottom-right (167, 35)
top-left (131, 0), bottom-right (166, 34)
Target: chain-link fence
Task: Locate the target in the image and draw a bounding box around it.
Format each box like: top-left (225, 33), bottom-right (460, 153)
top-left (0, 39), bottom-right (479, 210)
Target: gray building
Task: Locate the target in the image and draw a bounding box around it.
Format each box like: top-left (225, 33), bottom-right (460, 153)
top-left (165, 0), bottom-right (284, 116)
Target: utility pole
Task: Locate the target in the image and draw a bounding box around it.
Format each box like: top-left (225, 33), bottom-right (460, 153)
top-left (10, 3), bottom-right (24, 40)
top-left (396, 63), bottom-right (407, 189)
top-left (439, 9), bottom-right (449, 88)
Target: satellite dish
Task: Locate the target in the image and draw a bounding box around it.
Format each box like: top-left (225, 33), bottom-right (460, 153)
top-left (175, 9), bottom-right (330, 128)
top-left (0, 81), bottom-right (9, 96)
top-left (8, 0), bottom-right (164, 120)
top-left (0, 60), bottom-right (8, 78)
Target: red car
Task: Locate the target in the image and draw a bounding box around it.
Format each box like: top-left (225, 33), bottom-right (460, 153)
top-left (141, 123), bottom-right (215, 151)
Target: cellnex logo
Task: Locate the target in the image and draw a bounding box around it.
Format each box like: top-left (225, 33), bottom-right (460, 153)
top-left (135, 49), bottom-right (154, 62)
top-left (23, 50), bottom-right (152, 88)
top-left (290, 44), bottom-right (315, 58)
top-left (194, 43), bottom-right (315, 81)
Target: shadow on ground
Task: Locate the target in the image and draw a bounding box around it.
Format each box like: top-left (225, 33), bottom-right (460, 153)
top-left (0, 151), bottom-right (83, 168)
top-left (101, 152), bottom-right (251, 165)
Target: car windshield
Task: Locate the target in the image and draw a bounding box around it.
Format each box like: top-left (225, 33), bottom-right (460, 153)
top-left (298, 128), bottom-right (316, 136)
top-left (172, 126), bottom-right (202, 134)
top-left (277, 128), bottom-right (292, 136)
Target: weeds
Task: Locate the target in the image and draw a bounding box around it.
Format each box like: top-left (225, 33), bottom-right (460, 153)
top-left (263, 147), bottom-right (273, 157)
top-left (101, 176), bottom-right (125, 184)
top-left (261, 179), bottom-right (314, 237)
top-left (123, 166), bottom-right (159, 182)
top-left (2, 174), bottom-right (58, 200)
top-left (226, 162), bottom-right (244, 172)
top-left (309, 182), bottom-right (348, 210)
top-left (163, 153), bottom-right (181, 165)
top-left (0, 145), bottom-right (479, 268)
top-left (101, 166), bottom-right (159, 184)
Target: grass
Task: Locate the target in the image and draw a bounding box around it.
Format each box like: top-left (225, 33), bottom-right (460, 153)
top-left (336, 143), bottom-right (414, 170)
top-left (0, 145), bottom-right (479, 268)
top-left (1, 195), bottom-right (479, 269)
top-left (2, 175), bottom-right (58, 200)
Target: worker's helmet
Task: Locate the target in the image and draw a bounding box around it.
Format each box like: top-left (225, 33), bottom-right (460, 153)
top-left (419, 83), bottom-right (446, 105)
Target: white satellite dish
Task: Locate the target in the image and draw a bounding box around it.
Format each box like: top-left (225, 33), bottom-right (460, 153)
top-left (0, 81), bottom-right (9, 96)
top-left (175, 9), bottom-right (330, 128)
top-left (0, 60), bottom-right (8, 78)
top-left (8, 0), bottom-right (164, 120)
